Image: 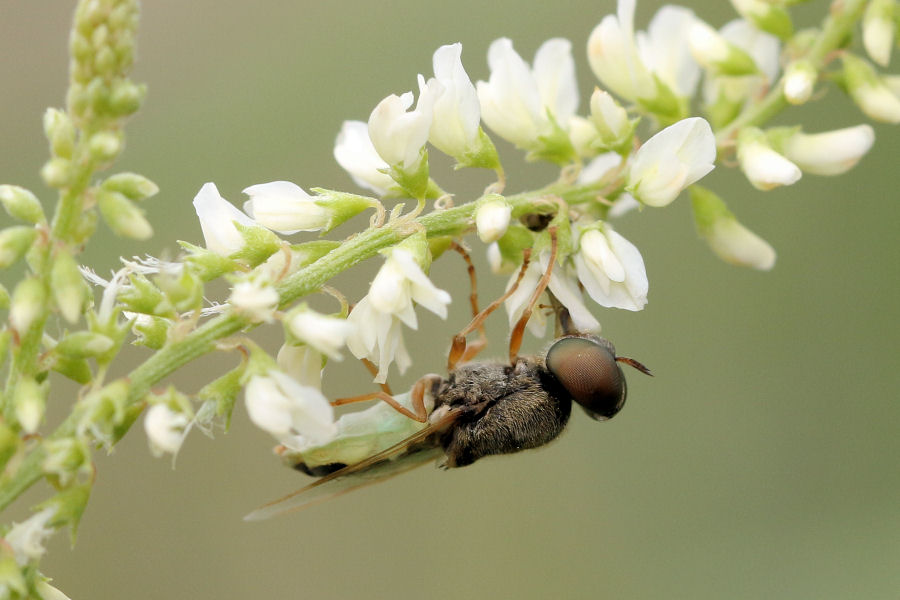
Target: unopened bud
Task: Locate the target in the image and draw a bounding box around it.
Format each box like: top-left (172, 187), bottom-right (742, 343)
top-left (14, 377), bottom-right (47, 433)
top-left (101, 172), bottom-right (158, 201)
top-left (783, 60), bottom-right (817, 105)
top-left (88, 131), bottom-right (122, 162)
top-left (0, 226), bottom-right (37, 269)
top-left (55, 331), bottom-right (115, 359)
top-left (110, 80), bottom-right (145, 115)
top-left (842, 53), bottom-right (900, 124)
top-left (729, 0), bottom-right (793, 40)
top-left (689, 21), bottom-right (758, 76)
top-left (475, 196), bottom-right (512, 243)
top-left (98, 189), bottom-right (153, 240)
top-left (43, 108), bottom-right (76, 158)
top-left (10, 277), bottom-right (47, 333)
top-left (691, 185), bottom-right (775, 271)
top-left (863, 0), bottom-right (895, 67)
top-left (0, 185), bottom-right (45, 224)
top-left (40, 158), bottom-right (73, 189)
top-left (50, 251), bottom-right (88, 323)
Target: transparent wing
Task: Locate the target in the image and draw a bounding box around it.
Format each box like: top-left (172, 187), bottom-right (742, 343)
top-left (244, 410), bottom-right (459, 521)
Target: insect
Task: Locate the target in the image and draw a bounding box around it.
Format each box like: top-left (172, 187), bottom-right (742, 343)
top-left (245, 227), bottom-right (651, 520)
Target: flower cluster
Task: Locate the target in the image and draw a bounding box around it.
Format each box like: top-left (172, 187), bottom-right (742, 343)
top-left (175, 0), bottom-right (897, 458)
top-left (2, 1), bottom-right (896, 591)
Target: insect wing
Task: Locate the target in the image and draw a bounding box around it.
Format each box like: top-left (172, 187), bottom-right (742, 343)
top-left (244, 410), bottom-right (459, 520)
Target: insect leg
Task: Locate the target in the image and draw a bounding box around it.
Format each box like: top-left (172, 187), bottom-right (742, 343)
top-left (360, 357), bottom-right (393, 396)
top-left (508, 226), bottom-right (558, 365)
top-left (447, 247), bottom-right (533, 371)
top-left (332, 391), bottom-right (427, 423)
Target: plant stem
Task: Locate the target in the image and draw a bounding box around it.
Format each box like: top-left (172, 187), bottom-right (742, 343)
top-left (715, 0), bottom-right (867, 147)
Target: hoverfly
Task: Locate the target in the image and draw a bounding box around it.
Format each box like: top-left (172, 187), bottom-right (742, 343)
top-left (245, 227), bottom-right (651, 520)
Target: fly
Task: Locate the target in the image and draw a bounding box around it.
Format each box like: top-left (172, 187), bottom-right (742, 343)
top-left (245, 227), bottom-right (651, 520)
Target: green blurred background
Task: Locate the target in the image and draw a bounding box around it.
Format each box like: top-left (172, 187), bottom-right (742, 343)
top-left (2, 1), bottom-right (899, 598)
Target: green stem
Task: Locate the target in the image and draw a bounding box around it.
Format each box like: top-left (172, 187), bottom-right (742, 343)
top-left (715, 0), bottom-right (868, 148)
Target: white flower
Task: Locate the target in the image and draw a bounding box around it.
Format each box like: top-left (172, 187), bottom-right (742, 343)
top-left (242, 181), bottom-right (329, 234)
top-left (368, 76), bottom-right (443, 170)
top-left (368, 247), bottom-right (451, 328)
top-left (863, 0), bottom-right (894, 67)
top-left (781, 125), bottom-right (875, 176)
top-left (636, 5), bottom-right (700, 98)
top-left (228, 279), bottom-right (279, 323)
top-left (590, 89), bottom-right (629, 141)
top-left (587, 0), bottom-right (656, 102)
top-left (688, 21), bottom-right (731, 65)
top-left (627, 117), bottom-right (716, 207)
top-left (287, 307), bottom-right (354, 360)
top-left (843, 54), bottom-right (900, 124)
top-left (5, 507), bottom-right (56, 565)
top-left (36, 582), bottom-right (73, 600)
top-left (706, 218), bottom-right (775, 270)
top-left (719, 19), bottom-right (780, 83)
top-left (429, 43), bottom-right (482, 158)
top-left (737, 129), bottom-right (801, 190)
top-left (245, 371), bottom-right (337, 450)
top-left (277, 343), bottom-right (324, 389)
top-left (144, 403), bottom-right (189, 457)
top-left (475, 198), bottom-right (512, 243)
top-left (192, 182), bottom-right (258, 255)
top-left (782, 60), bottom-right (816, 105)
top-left (476, 37), bottom-right (578, 149)
top-left (345, 296), bottom-right (412, 383)
top-left (504, 253), bottom-right (600, 337)
top-left (333, 120), bottom-right (395, 195)
top-left (574, 226), bottom-right (648, 311)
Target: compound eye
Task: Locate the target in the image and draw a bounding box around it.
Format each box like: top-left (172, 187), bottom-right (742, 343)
top-left (545, 336), bottom-right (626, 420)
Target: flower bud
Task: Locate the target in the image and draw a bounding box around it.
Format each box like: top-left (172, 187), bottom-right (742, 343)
top-left (729, 0), bottom-right (793, 40)
top-left (50, 251), bottom-right (88, 323)
top-left (40, 158), bottom-right (73, 189)
top-left (14, 377), bottom-right (47, 434)
top-left (10, 277), bottom-right (46, 333)
top-left (42, 437), bottom-right (91, 487)
top-left (778, 125), bottom-right (875, 176)
top-left (242, 182), bottom-right (375, 235)
top-left (0, 226), bottom-right (37, 269)
top-left (627, 117), bottom-right (716, 207)
top-left (228, 279), bottom-right (279, 323)
top-left (126, 312), bottom-right (171, 350)
top-left (842, 53), bottom-right (900, 124)
top-left (589, 89), bottom-right (633, 152)
top-left (109, 79), bottom-right (146, 115)
top-left (689, 20), bottom-right (759, 76)
top-left (863, 0), bottom-right (895, 67)
top-left (101, 172), bottom-right (159, 201)
top-left (782, 60), bottom-right (817, 105)
top-left (736, 127), bottom-right (801, 190)
top-left (144, 402), bottom-right (190, 457)
top-left (475, 196), bottom-right (512, 243)
top-left (0, 185), bottom-right (45, 224)
top-left (55, 331), bottom-right (115, 359)
top-left (88, 131), bottom-right (123, 162)
top-left (43, 108), bottom-right (76, 158)
top-left (286, 305), bottom-right (354, 361)
top-left (587, 1), bottom-right (656, 102)
top-left (691, 185), bottom-right (775, 270)
top-left (97, 189), bottom-right (152, 240)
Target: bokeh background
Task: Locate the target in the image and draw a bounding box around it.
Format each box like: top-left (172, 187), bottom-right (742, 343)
top-left (2, 1), bottom-right (899, 598)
